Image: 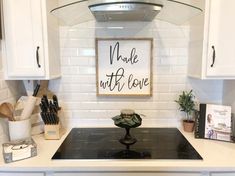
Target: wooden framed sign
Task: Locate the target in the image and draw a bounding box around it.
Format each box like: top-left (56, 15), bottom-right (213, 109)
top-left (96, 38), bottom-right (153, 96)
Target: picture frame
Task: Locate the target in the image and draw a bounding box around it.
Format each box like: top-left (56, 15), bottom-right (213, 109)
top-left (95, 38), bottom-right (153, 96)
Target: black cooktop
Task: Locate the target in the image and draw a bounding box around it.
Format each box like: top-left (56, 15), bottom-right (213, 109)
top-left (52, 128), bottom-right (202, 160)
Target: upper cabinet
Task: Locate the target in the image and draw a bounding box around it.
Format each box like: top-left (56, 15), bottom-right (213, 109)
top-left (2, 0), bottom-right (61, 80)
top-left (188, 0), bottom-right (235, 79)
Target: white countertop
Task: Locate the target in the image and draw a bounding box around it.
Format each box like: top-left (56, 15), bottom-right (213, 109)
top-left (1, 128), bottom-right (235, 172)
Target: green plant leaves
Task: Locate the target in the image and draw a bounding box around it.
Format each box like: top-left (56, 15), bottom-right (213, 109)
top-left (175, 89), bottom-right (195, 121)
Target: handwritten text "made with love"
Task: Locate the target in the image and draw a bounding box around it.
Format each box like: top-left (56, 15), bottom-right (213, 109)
top-left (99, 42), bottom-right (150, 93)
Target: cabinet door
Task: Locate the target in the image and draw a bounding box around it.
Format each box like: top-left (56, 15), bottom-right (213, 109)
top-left (206, 0), bottom-right (235, 77)
top-left (0, 173), bottom-right (44, 176)
top-left (3, 0), bottom-right (45, 78)
top-left (211, 173), bottom-right (235, 176)
top-left (54, 172), bottom-right (201, 176)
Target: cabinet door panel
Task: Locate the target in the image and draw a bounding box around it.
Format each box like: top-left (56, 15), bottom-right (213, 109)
top-left (54, 172), bottom-right (201, 176)
top-left (0, 173), bottom-right (44, 176)
top-left (3, 0), bottom-right (45, 77)
top-left (211, 173), bottom-right (235, 176)
top-left (206, 0), bottom-right (235, 77)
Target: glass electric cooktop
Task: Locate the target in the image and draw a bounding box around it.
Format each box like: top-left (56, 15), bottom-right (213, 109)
top-left (52, 128), bottom-right (202, 160)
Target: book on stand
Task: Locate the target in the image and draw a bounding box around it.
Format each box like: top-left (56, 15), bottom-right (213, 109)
top-left (195, 104), bottom-right (232, 142)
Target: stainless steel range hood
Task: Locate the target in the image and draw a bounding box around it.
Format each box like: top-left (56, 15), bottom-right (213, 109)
top-left (89, 2), bottom-right (163, 22)
top-left (51, 0), bottom-right (202, 25)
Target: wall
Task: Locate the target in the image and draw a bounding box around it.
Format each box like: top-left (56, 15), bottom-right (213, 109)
top-left (49, 20), bottom-right (224, 128)
top-left (0, 42), bottom-right (26, 144)
top-left (0, 44), bottom-right (25, 103)
top-left (223, 81), bottom-right (235, 113)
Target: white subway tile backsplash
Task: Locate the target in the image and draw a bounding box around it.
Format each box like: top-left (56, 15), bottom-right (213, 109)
top-left (66, 29), bottom-right (95, 39)
top-left (152, 29), bottom-right (188, 39)
top-left (61, 75), bottom-right (96, 83)
top-left (69, 57), bottom-right (91, 66)
top-left (154, 48), bottom-right (170, 57)
top-left (159, 56), bottom-right (178, 65)
top-left (78, 66), bottom-right (96, 75)
top-left (61, 93), bottom-right (97, 101)
top-left (0, 89), bottom-right (8, 100)
top-left (61, 39), bottom-right (95, 48)
top-left (60, 57), bottom-right (70, 66)
top-left (61, 66), bottom-right (79, 75)
top-left (0, 71), bottom-right (4, 79)
top-left (170, 48), bottom-right (188, 56)
top-left (60, 48), bottom-right (78, 57)
top-left (170, 84), bottom-right (187, 92)
top-left (0, 19), bottom-right (223, 134)
top-left (0, 72), bottom-right (24, 147)
top-left (153, 84), bottom-right (170, 93)
top-left (89, 58), bottom-right (96, 66)
top-left (52, 19), bottom-right (224, 128)
top-left (157, 93), bottom-right (178, 101)
top-left (155, 38), bottom-right (189, 48)
top-left (77, 48), bottom-right (95, 57)
top-left (62, 84), bottom-right (96, 93)
top-left (171, 66), bottom-right (187, 74)
top-left (177, 57), bottom-right (188, 65)
top-left (155, 66), bottom-right (171, 75)
top-left (156, 75), bottom-right (187, 84)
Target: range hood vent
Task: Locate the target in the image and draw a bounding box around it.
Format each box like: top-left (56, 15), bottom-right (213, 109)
top-left (89, 2), bottom-right (163, 22)
top-left (51, 0), bottom-right (202, 25)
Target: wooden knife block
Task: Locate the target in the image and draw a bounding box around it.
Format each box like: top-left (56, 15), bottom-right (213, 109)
top-left (44, 123), bottom-right (63, 140)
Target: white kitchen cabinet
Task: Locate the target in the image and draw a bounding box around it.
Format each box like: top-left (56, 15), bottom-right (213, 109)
top-left (2, 0), bottom-right (61, 80)
top-left (0, 173), bottom-right (44, 176)
top-left (188, 0), bottom-right (235, 79)
top-left (211, 173), bottom-right (235, 176)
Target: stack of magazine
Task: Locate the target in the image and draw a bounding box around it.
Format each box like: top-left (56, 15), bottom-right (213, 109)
top-left (195, 104), bottom-right (233, 142)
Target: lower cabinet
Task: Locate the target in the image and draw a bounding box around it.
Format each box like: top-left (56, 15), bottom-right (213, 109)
top-left (53, 173), bottom-right (202, 176)
top-left (0, 173), bottom-right (44, 176)
top-left (1, 171), bottom-right (235, 176)
top-left (211, 173), bottom-right (235, 176)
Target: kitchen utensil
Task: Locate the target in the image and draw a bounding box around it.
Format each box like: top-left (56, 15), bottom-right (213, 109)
top-left (0, 103), bottom-right (14, 121)
top-left (41, 99), bottom-right (48, 112)
top-left (39, 103), bottom-right (46, 113)
top-left (8, 118), bottom-right (31, 141)
top-left (52, 95), bottom-right (61, 110)
top-left (20, 96), bottom-right (37, 120)
top-left (32, 84), bottom-right (40, 97)
top-left (36, 81), bottom-right (54, 99)
top-left (39, 94), bottom-right (61, 125)
top-left (42, 95), bottom-right (49, 107)
top-left (40, 112), bottom-right (59, 125)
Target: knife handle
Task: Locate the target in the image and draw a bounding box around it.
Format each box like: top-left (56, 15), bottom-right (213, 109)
top-left (42, 95), bottom-right (49, 106)
top-left (32, 84), bottom-right (40, 97)
top-left (41, 99), bottom-right (48, 112)
top-left (46, 112), bottom-right (52, 125)
top-left (40, 112), bottom-right (47, 125)
top-left (53, 95), bottom-right (61, 110)
top-left (54, 114), bottom-right (60, 124)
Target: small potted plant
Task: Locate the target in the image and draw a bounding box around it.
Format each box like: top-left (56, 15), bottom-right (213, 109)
top-left (175, 90), bottom-right (196, 132)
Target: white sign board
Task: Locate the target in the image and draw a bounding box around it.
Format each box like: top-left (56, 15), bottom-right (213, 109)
top-left (96, 38), bottom-right (153, 96)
